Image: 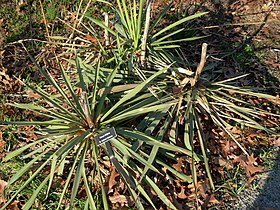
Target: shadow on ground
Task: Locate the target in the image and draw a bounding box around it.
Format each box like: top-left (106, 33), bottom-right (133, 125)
top-left (179, 0), bottom-right (280, 209)
top-left (245, 147), bottom-right (280, 210)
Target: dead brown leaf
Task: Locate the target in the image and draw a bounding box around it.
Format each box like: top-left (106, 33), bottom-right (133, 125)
top-left (246, 154), bottom-right (263, 177)
top-left (83, 34), bottom-right (98, 43)
top-left (109, 194), bottom-right (132, 208)
top-left (108, 167), bottom-right (119, 194)
top-left (218, 157), bottom-right (233, 170)
top-left (204, 194), bottom-right (220, 208)
top-left (26, 90), bottom-right (41, 99)
top-left (208, 194), bottom-right (220, 205)
top-left (172, 157), bottom-right (183, 172)
top-left (233, 154), bottom-right (263, 178)
top-left (221, 140), bottom-right (231, 155)
top-left (272, 137), bottom-right (280, 146)
top-left (177, 185), bottom-right (188, 199)
top-left (232, 155), bottom-right (247, 168)
top-left (7, 200), bottom-right (20, 210)
top-left (15, 7), bottom-right (21, 15)
top-left (0, 179), bottom-right (7, 204)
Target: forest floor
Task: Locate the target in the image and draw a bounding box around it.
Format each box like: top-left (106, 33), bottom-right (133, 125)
top-left (187, 1), bottom-right (280, 209)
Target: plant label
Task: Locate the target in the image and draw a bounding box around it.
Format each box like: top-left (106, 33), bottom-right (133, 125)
top-left (95, 127), bottom-right (117, 145)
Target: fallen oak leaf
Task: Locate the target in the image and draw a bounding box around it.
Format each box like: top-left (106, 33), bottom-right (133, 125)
top-left (177, 185), bottom-right (188, 199)
top-left (233, 154), bottom-right (263, 178)
top-left (108, 167), bottom-right (119, 194)
top-left (246, 154), bottom-right (263, 177)
top-left (109, 194), bottom-right (132, 207)
top-left (232, 155), bottom-right (247, 168)
top-left (247, 165), bottom-right (263, 174)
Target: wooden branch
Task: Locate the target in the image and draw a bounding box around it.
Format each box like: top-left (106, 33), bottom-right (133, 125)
top-left (140, 0), bottom-right (152, 65)
top-left (104, 12), bottom-right (110, 46)
top-left (190, 43), bottom-right (208, 86)
top-left (39, 0), bottom-right (50, 42)
top-left (196, 43), bottom-right (208, 77)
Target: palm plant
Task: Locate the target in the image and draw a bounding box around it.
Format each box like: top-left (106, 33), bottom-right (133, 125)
top-left (79, 0), bottom-right (207, 70)
top-left (0, 49), bottom-right (201, 209)
top-left (2, 1), bottom-right (209, 208)
top-left (2, 0), bottom-right (279, 209)
top-left (159, 43), bottom-right (280, 191)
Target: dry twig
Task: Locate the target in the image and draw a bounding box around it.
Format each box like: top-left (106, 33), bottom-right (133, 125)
top-left (141, 0), bottom-right (152, 65)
